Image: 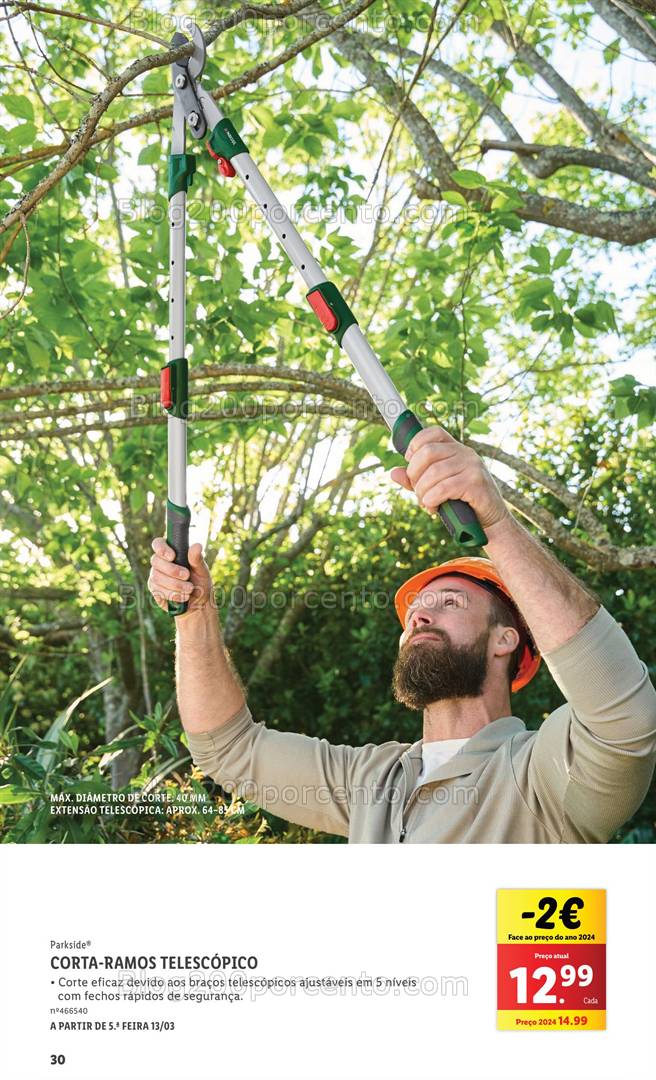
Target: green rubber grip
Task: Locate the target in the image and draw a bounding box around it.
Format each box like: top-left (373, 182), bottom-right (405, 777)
top-left (435, 500), bottom-right (487, 548)
top-left (391, 410), bottom-right (487, 548)
top-left (166, 500), bottom-right (191, 617)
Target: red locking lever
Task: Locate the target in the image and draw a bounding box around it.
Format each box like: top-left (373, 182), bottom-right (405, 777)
top-left (206, 141), bottom-right (236, 177)
top-left (307, 288), bottom-right (338, 332)
top-left (160, 366), bottom-right (173, 409)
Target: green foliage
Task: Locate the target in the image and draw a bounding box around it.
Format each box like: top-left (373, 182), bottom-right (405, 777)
top-left (0, 0), bottom-right (654, 843)
top-left (610, 376), bottom-right (656, 428)
top-left (0, 670), bottom-right (334, 844)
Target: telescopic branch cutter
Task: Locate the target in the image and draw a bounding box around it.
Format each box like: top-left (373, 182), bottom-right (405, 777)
top-left (162, 19), bottom-right (486, 615)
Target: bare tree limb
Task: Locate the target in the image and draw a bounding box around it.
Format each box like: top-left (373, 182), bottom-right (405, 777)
top-left (4, 1), bottom-right (170, 44)
top-left (492, 19), bottom-right (656, 168)
top-left (0, 379), bottom-right (355, 425)
top-left (480, 139), bottom-right (656, 191)
top-left (5, 5), bottom-right (72, 144)
top-left (357, 31), bottom-right (537, 157)
top-left (0, 362), bottom-right (373, 405)
top-left (0, 215), bottom-right (30, 319)
top-left (0, 9), bottom-right (328, 177)
top-left (414, 174), bottom-right (656, 244)
top-left (248, 591), bottom-right (308, 686)
top-left (0, 220), bottom-right (23, 264)
top-left (331, 26), bottom-right (656, 245)
top-left (0, 40), bottom-right (193, 234)
top-left (366, 0), bottom-right (467, 197)
top-left (590, 0), bottom-right (656, 65)
top-left (0, 614), bottom-right (85, 646)
top-left (0, 585), bottom-right (77, 600)
top-left (0, 493), bottom-right (43, 537)
top-left (496, 478), bottom-right (655, 570)
top-left (107, 144), bottom-right (130, 289)
top-left (617, 0), bottom-right (656, 14)
top-left (468, 437), bottom-right (611, 541)
top-left (1, 401), bottom-right (370, 441)
top-left (22, 618), bottom-right (84, 638)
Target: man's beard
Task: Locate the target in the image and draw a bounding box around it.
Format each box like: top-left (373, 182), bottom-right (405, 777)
top-left (392, 627), bottom-right (490, 710)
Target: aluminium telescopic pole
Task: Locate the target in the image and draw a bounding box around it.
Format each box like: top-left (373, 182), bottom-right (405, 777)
top-left (161, 88), bottom-right (195, 615)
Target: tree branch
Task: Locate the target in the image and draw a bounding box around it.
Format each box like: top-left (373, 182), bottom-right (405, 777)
top-left (495, 477), bottom-right (656, 571)
top-left (22, 618), bottom-right (84, 639)
top-left (331, 26), bottom-right (656, 245)
top-left (0, 615), bottom-right (85, 646)
top-left (2, 401), bottom-right (371, 441)
top-left (0, 362), bottom-right (373, 405)
top-left (0, 493), bottom-right (43, 537)
top-left (0, 214), bottom-right (30, 320)
top-left (5, 1), bottom-right (170, 44)
top-left (0, 585), bottom-right (77, 600)
top-left (0, 39), bottom-right (193, 234)
top-left (590, 0), bottom-right (656, 65)
top-left (492, 19), bottom-right (656, 168)
top-left (479, 139), bottom-right (656, 192)
top-left (248, 591), bottom-right (308, 686)
top-left (618, 0), bottom-right (656, 14)
top-left (613, 0), bottom-right (656, 14)
top-left (467, 437), bottom-right (611, 541)
top-left (0, 378), bottom-right (359, 425)
top-left (414, 174), bottom-right (656, 245)
top-left (357, 31), bottom-right (535, 154)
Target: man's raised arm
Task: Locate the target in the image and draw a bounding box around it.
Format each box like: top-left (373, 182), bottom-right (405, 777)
top-left (148, 538), bottom-right (245, 734)
top-left (147, 536), bottom-right (362, 837)
top-left (482, 513), bottom-right (655, 841)
top-left (393, 427), bottom-right (656, 841)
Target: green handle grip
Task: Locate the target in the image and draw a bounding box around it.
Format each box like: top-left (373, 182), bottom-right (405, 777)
top-left (391, 410), bottom-right (487, 548)
top-left (166, 499), bottom-right (191, 617)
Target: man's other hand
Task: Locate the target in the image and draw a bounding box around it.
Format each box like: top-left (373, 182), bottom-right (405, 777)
top-left (147, 537), bottom-right (213, 614)
top-left (390, 426), bottom-right (508, 530)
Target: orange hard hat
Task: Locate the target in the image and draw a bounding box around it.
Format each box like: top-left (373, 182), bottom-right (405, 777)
top-left (394, 556), bottom-right (541, 692)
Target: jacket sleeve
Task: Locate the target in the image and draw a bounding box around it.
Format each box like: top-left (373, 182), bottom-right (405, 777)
top-left (516, 606), bottom-right (656, 842)
top-left (185, 703), bottom-right (371, 837)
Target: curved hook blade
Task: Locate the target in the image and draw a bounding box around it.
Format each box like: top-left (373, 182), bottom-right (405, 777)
top-left (179, 16), bottom-right (206, 80)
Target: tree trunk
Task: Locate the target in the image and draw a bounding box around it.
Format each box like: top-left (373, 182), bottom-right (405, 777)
top-left (88, 620), bottom-right (142, 789)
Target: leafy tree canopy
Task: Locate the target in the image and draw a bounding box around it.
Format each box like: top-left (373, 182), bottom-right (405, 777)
top-left (0, 0), bottom-right (654, 841)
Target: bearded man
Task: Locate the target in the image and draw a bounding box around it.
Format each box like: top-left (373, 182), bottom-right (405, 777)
top-left (148, 427), bottom-right (656, 843)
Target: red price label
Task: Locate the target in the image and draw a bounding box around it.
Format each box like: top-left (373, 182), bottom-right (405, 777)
top-left (498, 943), bottom-right (605, 1010)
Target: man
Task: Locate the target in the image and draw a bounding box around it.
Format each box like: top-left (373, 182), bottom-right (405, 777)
top-left (148, 427), bottom-right (656, 843)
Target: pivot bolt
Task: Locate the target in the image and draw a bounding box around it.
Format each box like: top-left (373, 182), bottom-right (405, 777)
top-left (174, 73), bottom-right (187, 89)
top-left (188, 111), bottom-right (199, 127)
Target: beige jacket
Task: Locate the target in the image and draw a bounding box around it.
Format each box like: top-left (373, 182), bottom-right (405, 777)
top-left (186, 607), bottom-right (656, 843)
